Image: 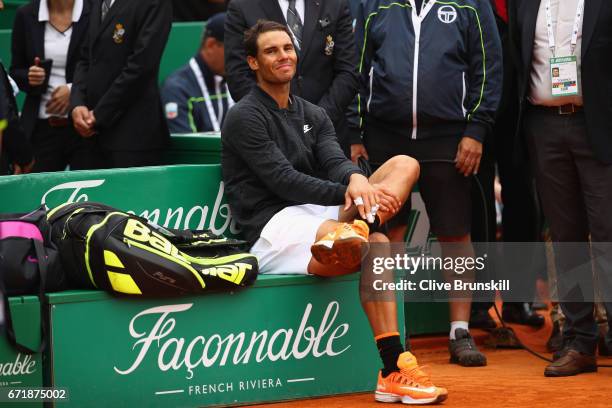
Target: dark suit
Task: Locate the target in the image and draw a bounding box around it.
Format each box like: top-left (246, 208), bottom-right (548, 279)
top-left (509, 0), bottom-right (612, 356)
top-left (71, 0), bottom-right (172, 167)
top-left (224, 0), bottom-right (358, 153)
top-left (10, 0), bottom-right (91, 141)
top-left (10, 0), bottom-right (97, 172)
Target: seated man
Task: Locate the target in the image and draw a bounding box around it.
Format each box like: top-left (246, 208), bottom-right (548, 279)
top-left (221, 20), bottom-right (447, 405)
top-left (161, 12), bottom-right (233, 133)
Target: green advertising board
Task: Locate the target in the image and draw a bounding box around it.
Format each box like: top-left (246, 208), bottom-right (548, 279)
top-left (0, 296), bottom-right (43, 408)
top-left (48, 275), bottom-right (403, 407)
top-left (0, 165), bottom-right (238, 237)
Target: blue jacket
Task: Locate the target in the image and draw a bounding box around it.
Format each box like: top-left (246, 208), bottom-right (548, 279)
top-left (354, 0), bottom-right (502, 142)
top-left (161, 55), bottom-right (231, 133)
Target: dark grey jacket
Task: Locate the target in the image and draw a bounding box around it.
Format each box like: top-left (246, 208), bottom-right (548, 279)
top-left (222, 87), bottom-right (363, 244)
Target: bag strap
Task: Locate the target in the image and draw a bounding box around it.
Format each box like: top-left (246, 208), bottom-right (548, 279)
top-left (2, 239), bottom-right (49, 354)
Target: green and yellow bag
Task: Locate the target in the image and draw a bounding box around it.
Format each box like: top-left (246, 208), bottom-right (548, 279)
top-left (47, 202), bottom-right (257, 296)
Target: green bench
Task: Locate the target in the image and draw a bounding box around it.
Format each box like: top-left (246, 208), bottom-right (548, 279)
top-left (0, 165), bottom-right (406, 407)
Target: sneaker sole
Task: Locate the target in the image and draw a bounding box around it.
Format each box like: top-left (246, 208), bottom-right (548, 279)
top-left (311, 237), bottom-right (369, 269)
top-left (449, 355), bottom-right (487, 367)
top-left (375, 391), bottom-right (447, 405)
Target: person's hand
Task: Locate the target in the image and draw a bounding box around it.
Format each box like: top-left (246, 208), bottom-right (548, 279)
top-left (455, 136), bottom-right (482, 177)
top-left (371, 183), bottom-right (401, 215)
top-left (28, 57), bottom-right (46, 87)
top-left (345, 173), bottom-right (379, 220)
top-left (72, 106), bottom-right (95, 137)
top-left (13, 159), bottom-right (35, 175)
top-left (46, 85), bottom-right (70, 115)
top-left (350, 143), bottom-right (369, 163)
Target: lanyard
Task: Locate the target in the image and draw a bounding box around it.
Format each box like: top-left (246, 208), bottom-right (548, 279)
top-left (545, 0), bottom-right (584, 57)
top-left (410, 0), bottom-right (436, 20)
top-left (189, 58), bottom-right (235, 132)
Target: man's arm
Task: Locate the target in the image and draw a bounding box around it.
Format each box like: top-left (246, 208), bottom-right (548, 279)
top-left (70, 30), bottom-right (91, 110)
top-left (462, 0), bottom-right (503, 142)
top-left (223, 107), bottom-right (349, 205)
top-left (224, 0), bottom-right (256, 101)
top-left (315, 0), bottom-right (359, 125)
top-left (314, 110), bottom-right (363, 184)
top-left (92, 0), bottom-right (172, 129)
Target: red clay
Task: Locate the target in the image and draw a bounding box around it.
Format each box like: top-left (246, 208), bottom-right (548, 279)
top-left (249, 307), bottom-right (612, 408)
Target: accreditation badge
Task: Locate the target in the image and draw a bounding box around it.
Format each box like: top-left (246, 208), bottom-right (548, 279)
top-left (550, 56), bottom-right (579, 97)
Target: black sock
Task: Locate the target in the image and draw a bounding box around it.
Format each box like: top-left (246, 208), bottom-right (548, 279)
top-left (368, 214), bottom-right (387, 234)
top-left (377, 335), bottom-right (404, 377)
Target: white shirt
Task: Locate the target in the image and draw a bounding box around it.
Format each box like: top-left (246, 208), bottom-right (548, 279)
top-left (528, 0), bottom-right (584, 107)
top-left (38, 0), bottom-right (83, 119)
top-left (278, 0), bottom-right (305, 24)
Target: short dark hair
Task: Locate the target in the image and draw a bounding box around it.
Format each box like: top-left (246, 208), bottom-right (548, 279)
top-left (244, 20), bottom-right (293, 58)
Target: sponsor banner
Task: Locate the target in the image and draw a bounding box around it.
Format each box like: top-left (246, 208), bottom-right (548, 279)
top-left (0, 165), bottom-right (239, 237)
top-left (49, 276), bottom-right (403, 407)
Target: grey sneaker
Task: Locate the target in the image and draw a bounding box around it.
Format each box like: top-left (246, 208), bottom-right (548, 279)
top-left (449, 328), bottom-right (487, 366)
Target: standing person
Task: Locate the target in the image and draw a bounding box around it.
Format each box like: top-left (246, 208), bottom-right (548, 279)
top-left (509, 0), bottom-right (612, 377)
top-left (70, 0), bottom-right (172, 169)
top-left (161, 12), bottom-right (233, 133)
top-left (224, 0), bottom-right (358, 154)
top-left (0, 62), bottom-right (34, 174)
top-left (352, 0), bottom-right (502, 366)
top-left (222, 20), bottom-right (448, 404)
top-left (10, 0), bottom-right (97, 172)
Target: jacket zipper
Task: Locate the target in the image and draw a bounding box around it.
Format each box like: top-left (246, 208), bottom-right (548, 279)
top-left (410, 0), bottom-right (436, 140)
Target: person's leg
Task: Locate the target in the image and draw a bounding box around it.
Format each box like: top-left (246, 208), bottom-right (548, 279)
top-left (31, 121), bottom-right (67, 172)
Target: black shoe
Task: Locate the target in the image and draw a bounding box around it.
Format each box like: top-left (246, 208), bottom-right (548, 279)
top-left (502, 303), bottom-right (545, 328)
top-left (449, 329), bottom-right (487, 367)
top-left (470, 308), bottom-right (497, 329)
top-left (547, 321), bottom-right (564, 353)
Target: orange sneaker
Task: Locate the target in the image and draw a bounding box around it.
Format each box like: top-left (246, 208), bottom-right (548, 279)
top-left (310, 220), bottom-right (369, 268)
top-left (375, 352), bottom-right (448, 405)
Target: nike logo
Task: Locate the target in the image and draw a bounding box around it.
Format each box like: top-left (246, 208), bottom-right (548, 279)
top-left (303, 125), bottom-right (312, 133)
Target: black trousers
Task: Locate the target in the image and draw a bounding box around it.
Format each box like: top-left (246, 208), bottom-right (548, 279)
top-left (525, 106), bottom-right (612, 355)
top-left (31, 120), bottom-right (98, 172)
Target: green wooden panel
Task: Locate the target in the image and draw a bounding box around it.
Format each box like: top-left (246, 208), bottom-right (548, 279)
top-left (48, 274), bottom-right (405, 407)
top-left (0, 1), bottom-right (27, 30)
top-left (166, 133), bottom-right (221, 165)
top-left (0, 296), bottom-right (43, 408)
top-left (159, 22), bottom-right (205, 84)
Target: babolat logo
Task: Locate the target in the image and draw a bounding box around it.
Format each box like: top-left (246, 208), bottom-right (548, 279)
top-left (200, 263), bottom-right (253, 284)
top-left (123, 219), bottom-right (189, 264)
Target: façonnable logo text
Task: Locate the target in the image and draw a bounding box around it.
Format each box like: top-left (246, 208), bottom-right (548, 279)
top-left (114, 301), bottom-right (351, 379)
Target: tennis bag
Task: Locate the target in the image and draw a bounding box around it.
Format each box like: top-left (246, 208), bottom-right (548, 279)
top-left (47, 202), bottom-right (258, 296)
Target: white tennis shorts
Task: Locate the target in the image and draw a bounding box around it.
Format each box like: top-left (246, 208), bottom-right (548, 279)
top-left (250, 204), bottom-right (341, 275)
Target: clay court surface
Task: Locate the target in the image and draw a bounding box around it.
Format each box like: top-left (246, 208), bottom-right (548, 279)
top-left (250, 314), bottom-right (612, 408)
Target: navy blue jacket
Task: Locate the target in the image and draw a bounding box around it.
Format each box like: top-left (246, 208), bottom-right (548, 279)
top-left (354, 0), bottom-right (502, 142)
top-left (161, 55), bottom-right (231, 133)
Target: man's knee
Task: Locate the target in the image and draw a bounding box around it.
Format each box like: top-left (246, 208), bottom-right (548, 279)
top-left (388, 155), bottom-right (420, 180)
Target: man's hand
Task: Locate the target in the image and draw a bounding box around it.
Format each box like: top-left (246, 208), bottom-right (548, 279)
top-left (46, 85), bottom-right (70, 115)
top-left (72, 106), bottom-right (95, 137)
top-left (345, 173), bottom-right (379, 220)
top-left (455, 136), bottom-right (482, 177)
top-left (28, 57), bottom-right (46, 87)
top-left (372, 183), bottom-right (401, 215)
top-left (13, 159), bottom-right (35, 175)
top-left (350, 143), bottom-right (369, 163)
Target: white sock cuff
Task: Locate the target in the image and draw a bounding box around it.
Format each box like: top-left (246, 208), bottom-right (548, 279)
top-left (450, 320), bottom-right (469, 340)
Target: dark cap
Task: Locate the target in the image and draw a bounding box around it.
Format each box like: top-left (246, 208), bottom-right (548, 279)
top-left (204, 12), bottom-right (226, 42)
